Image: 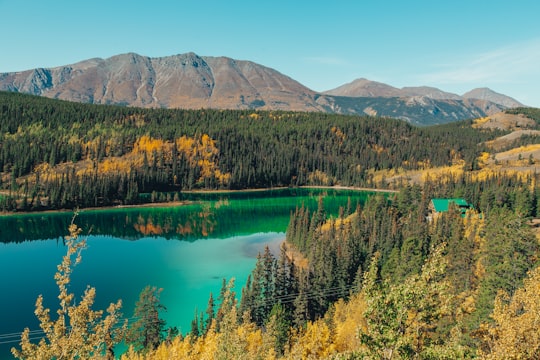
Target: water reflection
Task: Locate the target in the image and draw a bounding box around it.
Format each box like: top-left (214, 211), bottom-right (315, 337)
top-left (0, 188), bottom-right (379, 360)
top-left (0, 188), bottom-right (376, 243)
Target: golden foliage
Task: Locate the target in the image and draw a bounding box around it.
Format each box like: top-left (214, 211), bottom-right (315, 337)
top-left (132, 135), bottom-right (165, 155)
top-left (421, 164), bottom-right (464, 183)
top-left (175, 136), bottom-right (195, 158)
top-left (307, 170), bottom-right (334, 186)
top-left (471, 168), bottom-right (535, 183)
top-left (463, 213), bottom-right (486, 288)
top-left (176, 134), bottom-right (230, 186)
top-left (477, 152), bottom-right (491, 169)
top-left (331, 126), bottom-right (346, 144)
top-left (12, 221), bottom-right (126, 360)
top-left (45, 133), bottom-right (232, 186)
top-left (33, 162), bottom-right (55, 178)
top-left (287, 321), bottom-right (336, 359)
top-left (319, 212), bottom-right (356, 234)
top-left (330, 294), bottom-right (367, 353)
top-left (478, 266), bottom-right (540, 359)
top-left (370, 143), bottom-right (386, 154)
top-left (500, 143), bottom-right (540, 156)
top-left (472, 116), bottom-right (491, 128)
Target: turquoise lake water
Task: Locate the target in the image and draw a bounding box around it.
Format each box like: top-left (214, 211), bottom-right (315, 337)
top-left (0, 188), bottom-right (377, 358)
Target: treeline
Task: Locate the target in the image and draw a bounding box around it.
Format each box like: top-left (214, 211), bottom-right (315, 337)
top-left (0, 91), bottom-right (511, 211)
top-left (183, 172), bottom-right (539, 358)
top-left (505, 107), bottom-right (540, 125)
top-left (11, 173), bottom-right (540, 359)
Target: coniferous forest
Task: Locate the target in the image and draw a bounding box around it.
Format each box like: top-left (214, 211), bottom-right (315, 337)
top-left (3, 90), bottom-right (540, 359)
top-left (0, 91), bottom-right (511, 211)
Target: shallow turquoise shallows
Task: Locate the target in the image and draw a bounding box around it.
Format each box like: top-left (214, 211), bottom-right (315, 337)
top-left (0, 188), bottom-right (379, 359)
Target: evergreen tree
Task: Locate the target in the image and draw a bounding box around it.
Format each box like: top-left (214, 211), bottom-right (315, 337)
top-left (126, 286), bottom-right (167, 352)
top-left (204, 292), bottom-right (215, 335)
top-left (471, 207), bottom-right (539, 329)
top-left (359, 245), bottom-right (453, 359)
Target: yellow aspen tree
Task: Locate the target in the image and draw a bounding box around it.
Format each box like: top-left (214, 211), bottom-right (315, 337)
top-left (12, 220), bottom-right (126, 360)
top-left (287, 320), bottom-right (335, 359)
top-left (478, 266), bottom-right (540, 359)
top-left (330, 294), bottom-right (367, 353)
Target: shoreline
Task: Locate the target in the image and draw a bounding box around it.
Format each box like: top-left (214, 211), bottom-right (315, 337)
top-left (299, 185), bottom-right (398, 193)
top-left (0, 185), bottom-right (397, 217)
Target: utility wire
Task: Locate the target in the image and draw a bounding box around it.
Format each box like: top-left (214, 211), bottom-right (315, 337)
top-left (0, 282), bottom-right (362, 346)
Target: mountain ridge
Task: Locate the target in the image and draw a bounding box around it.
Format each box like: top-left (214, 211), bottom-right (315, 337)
top-left (0, 52), bottom-right (523, 125)
top-left (323, 78), bottom-right (523, 107)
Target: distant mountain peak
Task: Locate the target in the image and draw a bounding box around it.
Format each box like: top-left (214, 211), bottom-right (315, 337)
top-left (323, 78), bottom-right (402, 97)
top-left (462, 87), bottom-right (524, 108)
top-left (0, 52), bottom-right (318, 111)
top-left (323, 79), bottom-right (522, 110)
top-left (0, 52), bottom-right (524, 125)
top-left (400, 86), bottom-right (461, 100)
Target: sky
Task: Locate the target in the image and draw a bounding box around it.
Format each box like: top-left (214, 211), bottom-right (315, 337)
top-left (1, 0), bottom-right (539, 107)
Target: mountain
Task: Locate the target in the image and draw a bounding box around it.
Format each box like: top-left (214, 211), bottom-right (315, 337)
top-left (462, 87), bottom-right (523, 108)
top-left (324, 79), bottom-right (522, 109)
top-left (0, 52), bottom-right (522, 125)
top-left (400, 86), bottom-right (461, 100)
top-left (323, 78), bottom-right (402, 97)
top-left (314, 95), bottom-right (505, 125)
top-left (0, 53), bottom-right (322, 111)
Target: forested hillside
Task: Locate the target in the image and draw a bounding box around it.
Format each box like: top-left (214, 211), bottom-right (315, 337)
top-left (112, 172), bottom-right (539, 359)
top-left (6, 92), bottom-right (540, 358)
top-left (0, 91), bottom-right (511, 211)
top-left (12, 173), bottom-right (540, 359)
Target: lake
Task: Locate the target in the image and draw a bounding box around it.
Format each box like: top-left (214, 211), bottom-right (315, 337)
top-left (0, 188), bottom-right (377, 359)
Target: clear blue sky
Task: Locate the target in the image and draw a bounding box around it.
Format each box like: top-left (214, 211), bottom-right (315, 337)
top-left (1, 0), bottom-right (539, 106)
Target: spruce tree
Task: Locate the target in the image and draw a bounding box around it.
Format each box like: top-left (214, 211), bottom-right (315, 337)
top-left (126, 286), bottom-right (167, 352)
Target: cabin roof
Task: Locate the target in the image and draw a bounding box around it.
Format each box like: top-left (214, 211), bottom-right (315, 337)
top-left (430, 198), bottom-right (470, 213)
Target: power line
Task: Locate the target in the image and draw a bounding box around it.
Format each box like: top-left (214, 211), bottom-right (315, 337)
top-left (1, 274), bottom-right (378, 348)
top-left (0, 282), bottom-right (360, 346)
top-left (0, 317), bottom-right (140, 345)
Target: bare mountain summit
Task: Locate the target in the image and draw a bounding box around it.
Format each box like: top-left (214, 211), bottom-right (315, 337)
top-left (324, 78), bottom-right (521, 111)
top-left (462, 87), bottom-right (524, 108)
top-left (0, 53), bottom-right (525, 125)
top-left (0, 52), bottom-right (321, 111)
top-left (400, 86), bottom-right (461, 100)
top-left (323, 78), bottom-right (402, 97)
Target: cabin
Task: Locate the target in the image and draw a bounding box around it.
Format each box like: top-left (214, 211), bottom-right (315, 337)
top-left (428, 198), bottom-right (472, 220)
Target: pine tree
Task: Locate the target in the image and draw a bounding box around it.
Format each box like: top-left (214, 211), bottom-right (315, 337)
top-left (204, 292), bottom-right (215, 335)
top-left (292, 270), bottom-right (310, 328)
top-left (126, 286), bottom-right (167, 352)
top-left (471, 207), bottom-right (539, 328)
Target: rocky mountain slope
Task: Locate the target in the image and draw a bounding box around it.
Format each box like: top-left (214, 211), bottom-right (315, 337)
top-left (0, 52), bottom-right (523, 125)
top-left (0, 53), bottom-right (322, 111)
top-left (462, 87), bottom-right (523, 108)
top-left (324, 78), bottom-right (523, 113)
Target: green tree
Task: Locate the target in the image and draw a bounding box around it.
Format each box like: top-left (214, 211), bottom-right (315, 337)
top-left (204, 292), bottom-right (215, 335)
top-left (471, 207), bottom-right (539, 329)
top-left (126, 286), bottom-right (167, 352)
top-left (358, 244), bottom-right (454, 359)
top-left (265, 302), bottom-right (290, 355)
top-left (239, 246), bottom-right (276, 326)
